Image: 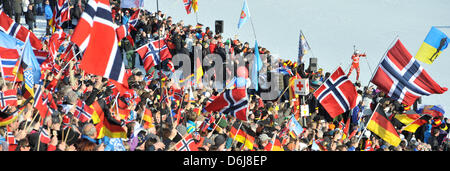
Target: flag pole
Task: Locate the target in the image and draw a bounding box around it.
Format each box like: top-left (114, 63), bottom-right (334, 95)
top-left (25, 110), bottom-right (40, 133)
top-left (434, 26), bottom-right (450, 29)
top-left (277, 80), bottom-right (294, 103)
top-left (140, 99), bottom-right (150, 126)
top-left (195, 11), bottom-right (199, 24)
top-left (356, 35), bottom-right (399, 129)
top-left (36, 117), bottom-right (42, 151)
top-left (301, 30), bottom-right (315, 61)
top-left (156, 0), bottom-right (164, 142)
top-left (248, 5), bottom-right (257, 41)
top-left (12, 32), bottom-right (30, 86)
top-left (356, 103), bottom-right (380, 145)
top-left (232, 120), bottom-right (243, 149)
top-left (64, 124), bottom-right (71, 144)
top-left (209, 113), bottom-right (223, 135)
top-left (366, 35), bottom-right (399, 86)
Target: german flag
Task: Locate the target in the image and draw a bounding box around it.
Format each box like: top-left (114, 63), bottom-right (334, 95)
top-left (402, 115), bottom-right (432, 133)
top-left (102, 118), bottom-right (127, 138)
top-left (90, 100), bottom-right (103, 125)
top-left (93, 101), bottom-right (127, 139)
top-left (142, 107), bottom-right (154, 129)
top-left (0, 110), bottom-right (20, 126)
top-left (366, 104), bottom-right (401, 147)
top-left (242, 124), bottom-right (256, 150)
top-left (264, 135), bottom-right (284, 151)
top-left (229, 121), bottom-right (246, 144)
top-left (394, 113), bottom-right (421, 126)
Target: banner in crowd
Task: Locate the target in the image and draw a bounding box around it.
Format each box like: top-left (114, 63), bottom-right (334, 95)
top-left (294, 78), bottom-right (309, 95)
top-left (120, 0), bottom-right (144, 9)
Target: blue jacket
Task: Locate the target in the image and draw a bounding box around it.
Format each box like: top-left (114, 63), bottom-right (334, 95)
top-left (45, 4), bottom-right (53, 20)
top-left (424, 124), bottom-right (432, 144)
top-left (122, 15), bottom-right (130, 25)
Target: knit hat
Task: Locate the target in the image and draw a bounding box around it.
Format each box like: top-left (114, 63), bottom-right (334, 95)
top-left (328, 124), bottom-right (335, 130)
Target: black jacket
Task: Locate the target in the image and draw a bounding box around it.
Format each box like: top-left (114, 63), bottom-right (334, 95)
top-left (428, 135), bottom-right (440, 151)
top-left (1, 0), bottom-right (14, 16)
top-left (13, 0), bottom-right (22, 14)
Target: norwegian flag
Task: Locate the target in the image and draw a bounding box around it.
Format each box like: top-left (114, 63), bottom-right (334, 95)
top-left (77, 0), bottom-right (127, 84)
top-left (6, 126), bottom-right (16, 146)
top-left (40, 59), bottom-right (53, 73)
top-left (168, 86), bottom-right (184, 102)
top-left (51, 0), bottom-right (71, 30)
top-left (116, 24), bottom-right (135, 47)
top-left (39, 127), bottom-right (51, 144)
top-left (116, 9), bottom-right (140, 46)
top-left (0, 89), bottom-right (17, 110)
top-left (183, 0), bottom-right (193, 14)
top-left (167, 60), bottom-right (175, 72)
top-left (74, 100), bottom-right (94, 123)
top-left (205, 95), bottom-right (217, 106)
top-left (0, 10), bottom-right (43, 50)
top-left (33, 50), bottom-right (48, 65)
top-left (48, 29), bottom-right (67, 62)
top-left (313, 66), bottom-right (357, 119)
top-left (60, 43), bottom-right (81, 62)
top-left (71, 0), bottom-right (97, 51)
top-left (128, 9), bottom-right (140, 29)
top-left (200, 114), bottom-right (216, 132)
top-left (175, 133), bottom-right (198, 151)
top-left (136, 38), bottom-right (173, 72)
top-left (62, 114), bottom-right (71, 130)
top-left (204, 88), bottom-right (249, 121)
top-left (33, 85), bottom-right (52, 119)
top-left (371, 40), bottom-right (447, 106)
top-left (0, 47), bottom-right (20, 82)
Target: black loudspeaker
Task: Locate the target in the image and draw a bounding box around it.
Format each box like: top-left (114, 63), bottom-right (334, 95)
top-left (309, 58), bottom-right (318, 72)
top-left (215, 20), bottom-right (223, 34)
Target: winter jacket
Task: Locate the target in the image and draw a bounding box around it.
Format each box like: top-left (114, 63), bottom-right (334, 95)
top-left (13, 0), bottom-right (23, 14)
top-left (44, 4), bottom-right (52, 20)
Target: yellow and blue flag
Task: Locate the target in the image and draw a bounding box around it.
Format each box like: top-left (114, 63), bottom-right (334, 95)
top-left (237, 0), bottom-right (250, 29)
top-left (415, 26), bottom-right (448, 64)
